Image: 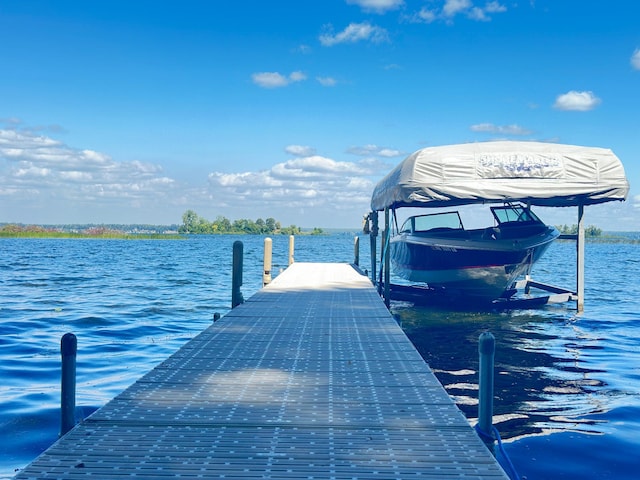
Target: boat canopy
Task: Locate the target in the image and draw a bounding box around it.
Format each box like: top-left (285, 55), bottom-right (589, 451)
top-left (371, 141), bottom-right (629, 211)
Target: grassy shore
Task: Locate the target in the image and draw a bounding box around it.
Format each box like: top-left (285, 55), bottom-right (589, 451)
top-left (0, 231), bottom-right (182, 239)
top-left (0, 225), bottom-right (182, 240)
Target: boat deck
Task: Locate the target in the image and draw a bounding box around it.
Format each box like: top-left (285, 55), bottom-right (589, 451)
top-left (15, 263), bottom-right (508, 479)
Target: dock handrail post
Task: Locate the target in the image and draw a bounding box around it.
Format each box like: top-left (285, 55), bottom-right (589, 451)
top-left (478, 331), bottom-right (496, 452)
top-left (288, 235), bottom-right (295, 266)
top-left (263, 237), bottom-right (273, 286)
top-left (354, 236), bottom-right (360, 266)
top-left (369, 211), bottom-right (378, 284)
top-left (60, 332), bottom-right (77, 437)
top-left (232, 240), bottom-right (244, 308)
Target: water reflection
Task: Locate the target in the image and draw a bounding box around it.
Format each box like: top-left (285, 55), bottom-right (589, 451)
top-left (393, 303), bottom-right (612, 441)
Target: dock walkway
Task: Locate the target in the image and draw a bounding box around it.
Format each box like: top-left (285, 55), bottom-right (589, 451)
top-left (16, 263), bottom-right (508, 479)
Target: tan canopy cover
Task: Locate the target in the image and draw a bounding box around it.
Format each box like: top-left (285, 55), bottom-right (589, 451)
top-left (371, 141), bottom-right (629, 211)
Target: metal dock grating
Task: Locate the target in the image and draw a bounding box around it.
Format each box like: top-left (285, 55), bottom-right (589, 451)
top-left (15, 262), bottom-right (508, 479)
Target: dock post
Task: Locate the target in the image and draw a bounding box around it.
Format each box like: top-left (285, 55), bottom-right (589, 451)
top-left (369, 211), bottom-right (378, 285)
top-left (288, 235), bottom-right (295, 266)
top-left (478, 331), bottom-right (496, 452)
top-left (232, 240), bottom-right (244, 308)
top-left (263, 237), bottom-right (273, 286)
top-left (60, 332), bottom-right (77, 437)
top-left (354, 236), bottom-right (360, 266)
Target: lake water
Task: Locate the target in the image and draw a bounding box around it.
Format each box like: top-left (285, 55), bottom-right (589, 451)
top-left (1, 234), bottom-right (639, 479)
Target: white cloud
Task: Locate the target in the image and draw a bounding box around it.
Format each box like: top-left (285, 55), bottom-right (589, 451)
top-left (289, 71), bottom-right (307, 82)
top-left (443, 0), bottom-right (472, 17)
top-left (470, 123), bottom-right (534, 135)
top-left (0, 128), bottom-right (177, 207)
top-left (346, 0), bottom-right (404, 14)
top-left (317, 76), bottom-right (337, 87)
top-left (553, 90), bottom-right (601, 111)
top-left (272, 156), bottom-right (371, 179)
top-left (409, 0), bottom-right (506, 23)
top-left (319, 22), bottom-right (389, 46)
top-left (631, 48), bottom-right (640, 70)
top-left (347, 144), bottom-right (404, 157)
top-left (285, 145), bottom-right (316, 157)
top-left (251, 71), bottom-right (307, 88)
top-left (485, 1), bottom-right (507, 13)
top-left (206, 154), bottom-right (388, 215)
top-left (294, 44), bottom-right (312, 54)
top-left (414, 8), bottom-right (437, 23)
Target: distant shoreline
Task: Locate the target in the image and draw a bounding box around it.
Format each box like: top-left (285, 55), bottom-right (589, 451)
top-left (0, 231), bottom-right (183, 240)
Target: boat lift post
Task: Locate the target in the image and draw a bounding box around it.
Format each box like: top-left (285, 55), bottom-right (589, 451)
top-left (369, 211), bottom-right (378, 286)
top-left (577, 204), bottom-right (585, 312)
top-left (384, 207), bottom-right (391, 308)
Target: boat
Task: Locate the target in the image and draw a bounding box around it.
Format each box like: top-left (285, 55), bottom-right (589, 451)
top-left (369, 141), bottom-right (629, 305)
top-left (390, 203), bottom-right (559, 300)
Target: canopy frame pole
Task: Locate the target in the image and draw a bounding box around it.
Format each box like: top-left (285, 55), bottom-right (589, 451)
top-left (369, 211), bottom-right (378, 285)
top-left (384, 207), bottom-right (391, 308)
top-left (577, 204), bottom-right (585, 312)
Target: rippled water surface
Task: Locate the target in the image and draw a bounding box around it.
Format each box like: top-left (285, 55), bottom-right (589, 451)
top-left (1, 234), bottom-right (638, 479)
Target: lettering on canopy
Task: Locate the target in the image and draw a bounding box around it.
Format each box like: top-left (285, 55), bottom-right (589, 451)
top-left (476, 153), bottom-right (564, 179)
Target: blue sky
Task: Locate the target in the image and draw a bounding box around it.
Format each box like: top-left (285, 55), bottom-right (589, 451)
top-left (1, 0), bottom-right (638, 229)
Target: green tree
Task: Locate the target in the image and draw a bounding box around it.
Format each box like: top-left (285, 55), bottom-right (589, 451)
top-left (180, 210), bottom-right (199, 233)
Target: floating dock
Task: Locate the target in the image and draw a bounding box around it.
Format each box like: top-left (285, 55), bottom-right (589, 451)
top-left (16, 263), bottom-right (508, 479)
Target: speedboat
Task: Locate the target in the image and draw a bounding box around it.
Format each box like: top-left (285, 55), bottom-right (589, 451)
top-left (390, 203), bottom-right (559, 300)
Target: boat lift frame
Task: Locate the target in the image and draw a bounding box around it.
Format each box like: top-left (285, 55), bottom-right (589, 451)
top-left (367, 204), bottom-right (585, 312)
top-left (367, 141), bottom-right (629, 312)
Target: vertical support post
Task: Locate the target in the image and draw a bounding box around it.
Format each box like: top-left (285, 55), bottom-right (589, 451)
top-left (577, 204), bottom-right (585, 312)
top-left (60, 332), bottom-right (77, 437)
top-left (379, 225), bottom-right (386, 295)
top-left (384, 207), bottom-right (391, 308)
top-left (232, 240), bottom-right (244, 308)
top-left (288, 235), bottom-right (295, 266)
top-left (478, 331), bottom-right (496, 452)
top-left (369, 212), bottom-right (378, 285)
top-left (354, 236), bottom-right (360, 266)
top-left (263, 237), bottom-right (273, 286)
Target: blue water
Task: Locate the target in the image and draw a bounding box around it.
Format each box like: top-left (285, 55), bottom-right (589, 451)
top-left (1, 235), bottom-right (639, 479)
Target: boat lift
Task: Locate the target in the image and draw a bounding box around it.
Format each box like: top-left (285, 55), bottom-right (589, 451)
top-left (367, 141), bottom-right (630, 312)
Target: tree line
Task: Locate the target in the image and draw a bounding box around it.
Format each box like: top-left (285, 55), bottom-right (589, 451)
top-left (556, 224), bottom-right (602, 237)
top-left (178, 210), bottom-right (322, 235)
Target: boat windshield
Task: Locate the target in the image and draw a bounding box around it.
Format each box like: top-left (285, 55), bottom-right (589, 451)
top-left (491, 204), bottom-right (541, 225)
top-left (401, 211), bottom-right (464, 233)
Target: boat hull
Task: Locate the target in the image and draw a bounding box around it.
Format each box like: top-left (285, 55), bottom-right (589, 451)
top-left (390, 227), bottom-right (558, 300)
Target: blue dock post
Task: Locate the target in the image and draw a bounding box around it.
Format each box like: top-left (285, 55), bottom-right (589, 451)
top-left (60, 332), bottom-right (77, 437)
top-left (232, 240), bottom-right (244, 308)
top-left (478, 331), bottom-right (496, 451)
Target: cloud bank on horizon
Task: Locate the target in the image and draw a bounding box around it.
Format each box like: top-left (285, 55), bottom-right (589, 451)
top-left (0, 124), bottom-right (396, 226)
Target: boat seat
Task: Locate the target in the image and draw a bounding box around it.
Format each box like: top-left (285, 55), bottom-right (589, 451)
top-left (482, 227), bottom-right (500, 240)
